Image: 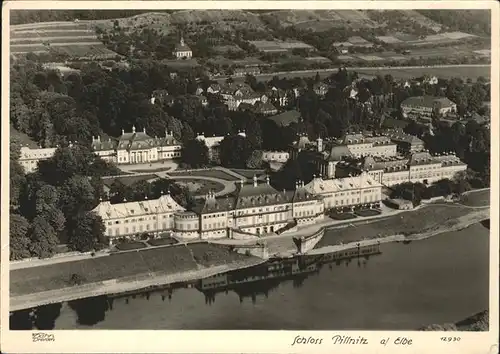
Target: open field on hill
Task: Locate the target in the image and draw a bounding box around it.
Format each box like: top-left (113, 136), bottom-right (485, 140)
top-left (354, 65), bottom-right (490, 80)
top-left (217, 65), bottom-right (491, 84)
top-left (12, 21), bottom-right (92, 31)
top-left (96, 10), bottom-right (264, 33)
top-left (11, 30), bottom-right (96, 39)
top-left (12, 36), bottom-right (98, 45)
top-left (262, 10), bottom-right (379, 30)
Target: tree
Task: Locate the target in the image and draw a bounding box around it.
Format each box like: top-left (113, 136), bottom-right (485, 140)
top-left (38, 147), bottom-right (79, 186)
top-left (28, 216), bottom-right (58, 259)
top-left (10, 214), bottom-right (31, 260)
top-left (58, 175), bottom-right (96, 219)
top-left (243, 115), bottom-right (263, 149)
top-left (10, 139), bottom-right (26, 209)
top-left (181, 123), bottom-right (195, 143)
top-left (218, 134), bottom-right (253, 168)
top-left (181, 139), bottom-right (209, 168)
top-left (246, 150), bottom-right (263, 169)
top-left (67, 212), bottom-right (105, 252)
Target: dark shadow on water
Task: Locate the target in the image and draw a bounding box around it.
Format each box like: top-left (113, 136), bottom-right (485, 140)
top-left (34, 303), bottom-right (62, 330)
top-left (10, 309), bottom-right (34, 330)
top-left (480, 219), bottom-right (490, 230)
top-left (68, 295), bottom-right (109, 326)
top-left (10, 304), bottom-right (62, 330)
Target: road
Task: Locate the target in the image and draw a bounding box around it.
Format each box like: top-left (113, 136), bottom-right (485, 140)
top-left (211, 64), bottom-right (490, 82)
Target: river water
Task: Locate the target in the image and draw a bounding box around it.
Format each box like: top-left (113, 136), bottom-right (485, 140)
top-left (12, 223), bottom-right (489, 330)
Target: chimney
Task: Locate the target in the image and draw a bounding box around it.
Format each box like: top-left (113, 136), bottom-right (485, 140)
top-left (301, 181), bottom-right (305, 188)
top-left (253, 175), bottom-right (258, 187)
top-left (97, 136), bottom-right (101, 142)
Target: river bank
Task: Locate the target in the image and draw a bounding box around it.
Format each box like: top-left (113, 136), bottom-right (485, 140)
top-left (10, 257), bottom-right (266, 312)
top-left (45, 223), bottom-right (489, 330)
top-left (421, 310), bottom-right (489, 331)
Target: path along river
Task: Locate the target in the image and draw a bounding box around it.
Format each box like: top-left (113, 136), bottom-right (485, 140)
top-left (12, 222), bottom-right (488, 330)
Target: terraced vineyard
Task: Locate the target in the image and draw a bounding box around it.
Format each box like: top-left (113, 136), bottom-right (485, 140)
top-left (10, 21), bottom-right (119, 59)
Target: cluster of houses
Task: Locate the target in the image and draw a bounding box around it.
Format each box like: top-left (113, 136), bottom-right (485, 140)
top-left (286, 130), bottom-right (467, 188)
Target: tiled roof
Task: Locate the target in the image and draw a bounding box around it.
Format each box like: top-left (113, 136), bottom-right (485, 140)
top-left (385, 130), bottom-right (424, 145)
top-left (91, 138), bottom-right (116, 151)
top-left (253, 101), bottom-right (277, 113)
top-left (191, 194), bottom-right (236, 214)
top-left (364, 135), bottom-right (395, 146)
top-left (401, 96), bottom-right (456, 109)
top-left (304, 173), bottom-right (382, 195)
top-left (233, 180), bottom-right (292, 210)
top-left (96, 130), bottom-right (180, 152)
top-left (343, 133), bottom-right (366, 145)
top-left (93, 194), bottom-right (185, 220)
top-left (327, 145), bottom-right (352, 162)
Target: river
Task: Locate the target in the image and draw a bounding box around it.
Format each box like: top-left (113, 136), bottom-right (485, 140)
top-left (10, 223), bottom-right (489, 330)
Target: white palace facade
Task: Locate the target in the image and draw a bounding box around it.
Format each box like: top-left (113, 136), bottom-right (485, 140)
top-left (335, 151), bottom-right (467, 187)
top-left (18, 146), bottom-right (57, 173)
top-left (93, 173), bottom-right (387, 244)
top-left (92, 126), bottom-right (182, 164)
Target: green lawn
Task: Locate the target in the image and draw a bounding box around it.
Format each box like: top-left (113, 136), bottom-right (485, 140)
top-left (102, 174), bottom-right (158, 188)
top-left (174, 178), bottom-right (225, 196)
top-left (317, 204), bottom-right (481, 248)
top-left (148, 238), bottom-right (178, 247)
top-left (329, 212), bottom-right (358, 220)
top-left (355, 209), bottom-right (382, 217)
top-left (459, 189), bottom-right (490, 207)
top-left (10, 243), bottom-right (253, 296)
top-left (115, 242), bottom-right (147, 251)
top-left (169, 169), bottom-right (240, 181)
top-left (228, 169), bottom-right (266, 179)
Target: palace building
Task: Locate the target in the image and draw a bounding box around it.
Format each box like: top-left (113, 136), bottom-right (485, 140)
top-left (91, 126), bottom-right (182, 164)
top-left (384, 129), bottom-right (425, 154)
top-left (335, 151), bottom-right (467, 187)
top-left (340, 133), bottom-right (398, 158)
top-left (92, 192), bottom-right (186, 245)
top-left (93, 176), bottom-right (326, 244)
top-left (18, 146), bottom-right (56, 173)
top-left (304, 172), bottom-right (383, 210)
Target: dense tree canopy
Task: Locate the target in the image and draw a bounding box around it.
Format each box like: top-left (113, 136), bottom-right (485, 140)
top-left (181, 139), bottom-right (209, 168)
